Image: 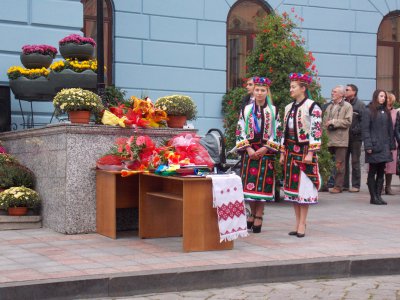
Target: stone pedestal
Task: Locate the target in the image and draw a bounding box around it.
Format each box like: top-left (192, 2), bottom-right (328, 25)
top-left (0, 124), bottom-right (196, 234)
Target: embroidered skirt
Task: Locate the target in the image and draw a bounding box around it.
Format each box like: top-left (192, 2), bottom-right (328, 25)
top-left (240, 142), bottom-right (276, 202)
top-left (282, 135), bottom-right (321, 205)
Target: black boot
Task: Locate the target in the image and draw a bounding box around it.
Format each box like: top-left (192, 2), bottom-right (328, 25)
top-left (367, 178), bottom-right (384, 205)
top-left (376, 178), bottom-right (387, 205)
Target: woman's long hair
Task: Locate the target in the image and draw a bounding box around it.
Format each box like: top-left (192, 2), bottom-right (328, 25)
top-left (369, 89), bottom-right (388, 119)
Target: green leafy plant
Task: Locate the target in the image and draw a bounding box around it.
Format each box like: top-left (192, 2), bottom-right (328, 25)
top-left (155, 95), bottom-right (197, 120)
top-left (103, 85), bottom-right (130, 108)
top-left (0, 162), bottom-right (35, 189)
top-left (0, 186), bottom-right (41, 210)
top-left (221, 87), bottom-right (247, 153)
top-left (221, 10), bottom-right (333, 183)
top-left (53, 88), bottom-right (104, 116)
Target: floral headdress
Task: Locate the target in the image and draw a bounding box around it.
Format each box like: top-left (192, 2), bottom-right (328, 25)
top-left (253, 76), bottom-right (272, 87)
top-left (289, 72), bottom-right (312, 85)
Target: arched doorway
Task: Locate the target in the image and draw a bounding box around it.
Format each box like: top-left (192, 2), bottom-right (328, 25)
top-left (82, 0), bottom-right (113, 85)
top-left (227, 0), bottom-right (270, 90)
top-left (377, 11), bottom-right (400, 98)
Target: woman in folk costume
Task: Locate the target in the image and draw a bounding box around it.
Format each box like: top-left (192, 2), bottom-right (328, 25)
top-left (279, 73), bottom-right (323, 238)
top-left (236, 76), bottom-right (282, 233)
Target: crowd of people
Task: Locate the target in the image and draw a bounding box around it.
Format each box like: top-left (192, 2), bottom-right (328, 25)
top-left (236, 74), bottom-right (400, 238)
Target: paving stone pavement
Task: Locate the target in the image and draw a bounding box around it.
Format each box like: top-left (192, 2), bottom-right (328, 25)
top-left (1, 176), bottom-right (400, 299)
top-left (91, 274), bottom-right (400, 300)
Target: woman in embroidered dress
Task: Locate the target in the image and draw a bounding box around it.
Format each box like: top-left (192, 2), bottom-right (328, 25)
top-left (236, 76), bottom-right (282, 233)
top-left (279, 73), bottom-right (322, 238)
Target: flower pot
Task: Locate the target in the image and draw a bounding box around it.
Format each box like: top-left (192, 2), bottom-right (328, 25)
top-left (20, 53), bottom-right (53, 69)
top-left (167, 115), bottom-right (187, 128)
top-left (48, 69), bottom-right (97, 92)
top-left (8, 207), bottom-right (28, 216)
top-left (59, 43), bottom-right (94, 60)
top-left (68, 110), bottom-right (91, 124)
top-left (9, 76), bottom-right (55, 100)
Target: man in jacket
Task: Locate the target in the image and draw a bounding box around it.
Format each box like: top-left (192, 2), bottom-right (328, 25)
top-left (323, 85), bottom-right (353, 193)
top-left (343, 84), bottom-right (365, 192)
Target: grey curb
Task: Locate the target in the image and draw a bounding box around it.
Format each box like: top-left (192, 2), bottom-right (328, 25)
top-left (1, 255), bottom-right (400, 300)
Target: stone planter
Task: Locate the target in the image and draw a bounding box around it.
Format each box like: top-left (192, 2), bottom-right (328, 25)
top-left (48, 69), bottom-right (97, 92)
top-left (20, 53), bottom-right (53, 69)
top-left (59, 43), bottom-right (94, 60)
top-left (9, 76), bottom-right (55, 100)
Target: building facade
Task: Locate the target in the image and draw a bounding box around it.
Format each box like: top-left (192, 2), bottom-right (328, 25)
top-left (0, 0), bottom-right (397, 134)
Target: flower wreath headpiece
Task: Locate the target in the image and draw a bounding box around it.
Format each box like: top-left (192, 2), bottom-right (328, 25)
top-left (289, 73), bottom-right (312, 85)
top-left (253, 76), bottom-right (272, 87)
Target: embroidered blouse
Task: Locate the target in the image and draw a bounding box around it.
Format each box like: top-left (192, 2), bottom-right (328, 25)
top-left (236, 102), bottom-right (282, 152)
top-left (281, 98), bottom-right (322, 152)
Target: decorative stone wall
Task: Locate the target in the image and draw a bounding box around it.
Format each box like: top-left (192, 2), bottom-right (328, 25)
top-left (0, 124), bottom-right (196, 234)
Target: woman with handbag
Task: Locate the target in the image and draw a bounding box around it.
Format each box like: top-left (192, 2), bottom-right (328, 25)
top-left (362, 90), bottom-right (396, 205)
top-left (279, 73), bottom-right (323, 238)
top-left (236, 76), bottom-right (282, 233)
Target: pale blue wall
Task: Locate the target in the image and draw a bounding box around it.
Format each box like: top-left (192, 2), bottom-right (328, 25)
top-left (0, 0), bottom-right (83, 128)
top-left (0, 0), bottom-right (394, 133)
top-left (113, 0), bottom-right (229, 133)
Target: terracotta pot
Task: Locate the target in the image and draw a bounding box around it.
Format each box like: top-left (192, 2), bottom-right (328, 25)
top-left (20, 53), bottom-right (53, 69)
top-left (68, 110), bottom-right (91, 124)
top-left (59, 43), bottom-right (94, 60)
top-left (167, 115), bottom-right (187, 128)
top-left (8, 207), bottom-right (28, 216)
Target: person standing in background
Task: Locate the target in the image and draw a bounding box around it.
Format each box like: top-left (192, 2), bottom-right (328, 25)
top-left (362, 90), bottom-right (396, 205)
top-left (384, 92), bottom-right (398, 195)
top-left (240, 77), bottom-right (255, 116)
top-left (343, 84), bottom-right (365, 193)
top-left (323, 85), bottom-right (353, 194)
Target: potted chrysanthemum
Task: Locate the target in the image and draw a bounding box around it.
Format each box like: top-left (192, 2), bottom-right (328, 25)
top-left (48, 58), bottom-right (99, 90)
top-left (154, 95), bottom-right (197, 128)
top-left (0, 186), bottom-right (41, 216)
top-left (7, 66), bottom-right (53, 99)
top-left (53, 88), bottom-right (104, 124)
top-left (59, 34), bottom-right (96, 60)
top-left (21, 44), bottom-right (58, 69)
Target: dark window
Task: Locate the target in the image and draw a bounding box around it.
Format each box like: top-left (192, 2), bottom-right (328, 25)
top-left (82, 0), bottom-right (113, 85)
top-left (227, 0), bottom-right (270, 90)
top-left (377, 11), bottom-right (400, 99)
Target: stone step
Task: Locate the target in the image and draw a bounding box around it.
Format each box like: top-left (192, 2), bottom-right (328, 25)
top-left (0, 215), bottom-right (42, 230)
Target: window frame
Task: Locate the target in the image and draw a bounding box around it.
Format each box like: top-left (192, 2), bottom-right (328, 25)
top-left (81, 0), bottom-right (114, 85)
top-left (377, 11), bottom-right (400, 99)
top-left (226, 0), bottom-right (271, 91)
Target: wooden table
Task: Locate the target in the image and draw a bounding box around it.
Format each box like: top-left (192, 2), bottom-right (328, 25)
top-left (96, 170), bottom-right (139, 239)
top-left (96, 171), bottom-right (233, 252)
top-left (139, 173), bottom-right (233, 252)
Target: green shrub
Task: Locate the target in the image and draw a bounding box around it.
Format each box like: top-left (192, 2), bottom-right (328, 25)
top-left (0, 162), bottom-right (35, 189)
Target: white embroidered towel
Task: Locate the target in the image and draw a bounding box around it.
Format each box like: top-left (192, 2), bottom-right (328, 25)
top-left (207, 174), bottom-right (248, 242)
